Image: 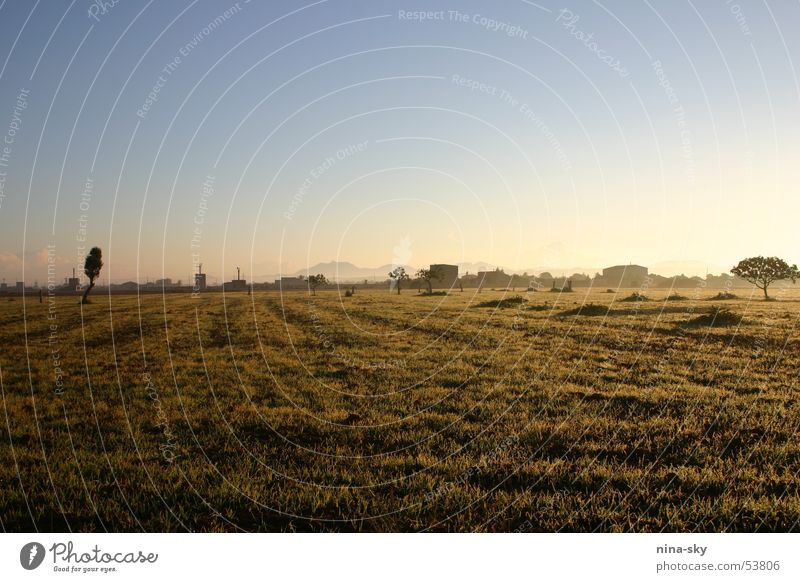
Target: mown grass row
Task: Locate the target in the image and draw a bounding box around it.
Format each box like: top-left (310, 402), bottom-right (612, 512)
top-left (1, 289), bottom-right (798, 531)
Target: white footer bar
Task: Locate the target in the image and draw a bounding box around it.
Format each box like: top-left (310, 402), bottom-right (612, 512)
top-left (1, 533), bottom-right (795, 581)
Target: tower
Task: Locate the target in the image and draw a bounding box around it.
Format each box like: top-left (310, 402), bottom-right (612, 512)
top-left (67, 267), bottom-right (80, 291)
top-left (194, 263), bottom-right (207, 291)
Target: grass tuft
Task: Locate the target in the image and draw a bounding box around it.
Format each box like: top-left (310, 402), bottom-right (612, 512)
top-left (620, 292), bottom-right (649, 302)
top-left (666, 293), bottom-right (688, 301)
top-left (687, 306), bottom-right (742, 327)
top-left (708, 291), bottom-right (737, 300)
top-left (527, 303), bottom-right (556, 312)
top-left (474, 295), bottom-right (526, 308)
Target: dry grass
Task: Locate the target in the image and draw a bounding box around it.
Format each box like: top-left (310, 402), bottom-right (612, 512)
top-left (559, 303), bottom-right (609, 317)
top-left (1, 287), bottom-right (799, 532)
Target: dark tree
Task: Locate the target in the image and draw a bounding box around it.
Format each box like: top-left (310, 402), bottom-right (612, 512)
top-left (731, 256), bottom-right (799, 300)
top-left (415, 266), bottom-right (441, 295)
top-left (81, 247), bottom-right (103, 304)
top-left (307, 273), bottom-right (328, 295)
top-left (388, 267), bottom-right (410, 295)
top-left (415, 268), bottom-right (432, 294)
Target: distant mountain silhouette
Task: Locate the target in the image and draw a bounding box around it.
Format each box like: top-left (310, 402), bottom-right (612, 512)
top-left (247, 259), bottom-right (728, 283)
top-left (276, 261), bottom-right (599, 281)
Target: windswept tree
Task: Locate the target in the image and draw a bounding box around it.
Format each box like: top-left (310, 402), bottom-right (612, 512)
top-left (731, 256), bottom-right (799, 300)
top-left (415, 266), bottom-right (441, 295)
top-left (81, 247), bottom-right (103, 304)
top-left (307, 273), bottom-right (328, 295)
top-left (388, 267), bottom-right (410, 294)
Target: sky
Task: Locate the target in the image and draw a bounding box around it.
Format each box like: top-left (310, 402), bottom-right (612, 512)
top-left (0, 0), bottom-right (798, 284)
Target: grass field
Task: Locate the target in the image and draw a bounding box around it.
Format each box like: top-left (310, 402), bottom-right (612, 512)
top-left (1, 286), bottom-right (799, 532)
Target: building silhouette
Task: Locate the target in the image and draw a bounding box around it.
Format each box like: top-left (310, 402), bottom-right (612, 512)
top-left (194, 264), bottom-right (207, 291)
top-left (430, 264), bottom-right (459, 289)
top-left (276, 276), bottom-right (306, 289)
top-left (225, 267), bottom-right (247, 291)
top-left (476, 268), bottom-right (511, 289)
top-left (595, 264), bottom-right (648, 288)
top-left (67, 268), bottom-right (80, 291)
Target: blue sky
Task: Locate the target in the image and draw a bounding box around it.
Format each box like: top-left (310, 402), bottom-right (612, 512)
top-left (0, 0), bottom-right (798, 283)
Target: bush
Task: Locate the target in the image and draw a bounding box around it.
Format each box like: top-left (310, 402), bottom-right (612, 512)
top-left (687, 306), bottom-right (741, 327)
top-left (527, 303), bottom-right (555, 312)
top-left (708, 291), bottom-right (737, 300)
top-left (474, 295), bottom-right (526, 308)
top-left (666, 293), bottom-right (687, 301)
top-left (418, 291), bottom-right (448, 297)
top-left (620, 292), bottom-right (648, 302)
top-left (606, 289), bottom-right (616, 293)
top-left (344, 289), bottom-right (353, 297)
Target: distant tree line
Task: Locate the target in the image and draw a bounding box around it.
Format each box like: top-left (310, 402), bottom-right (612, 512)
top-left (70, 249), bottom-right (798, 301)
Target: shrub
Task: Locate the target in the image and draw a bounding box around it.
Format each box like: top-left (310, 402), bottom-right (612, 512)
top-left (474, 295), bottom-right (526, 308)
top-left (527, 303), bottom-right (555, 312)
top-left (344, 289), bottom-right (353, 297)
top-left (687, 306), bottom-right (741, 327)
top-left (708, 291), bottom-right (737, 300)
top-left (620, 292), bottom-right (648, 302)
top-left (666, 293), bottom-right (687, 301)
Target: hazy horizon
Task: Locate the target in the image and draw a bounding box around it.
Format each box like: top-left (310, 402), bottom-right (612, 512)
top-left (3, 256), bottom-right (756, 287)
top-left (1, 1), bottom-right (798, 284)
